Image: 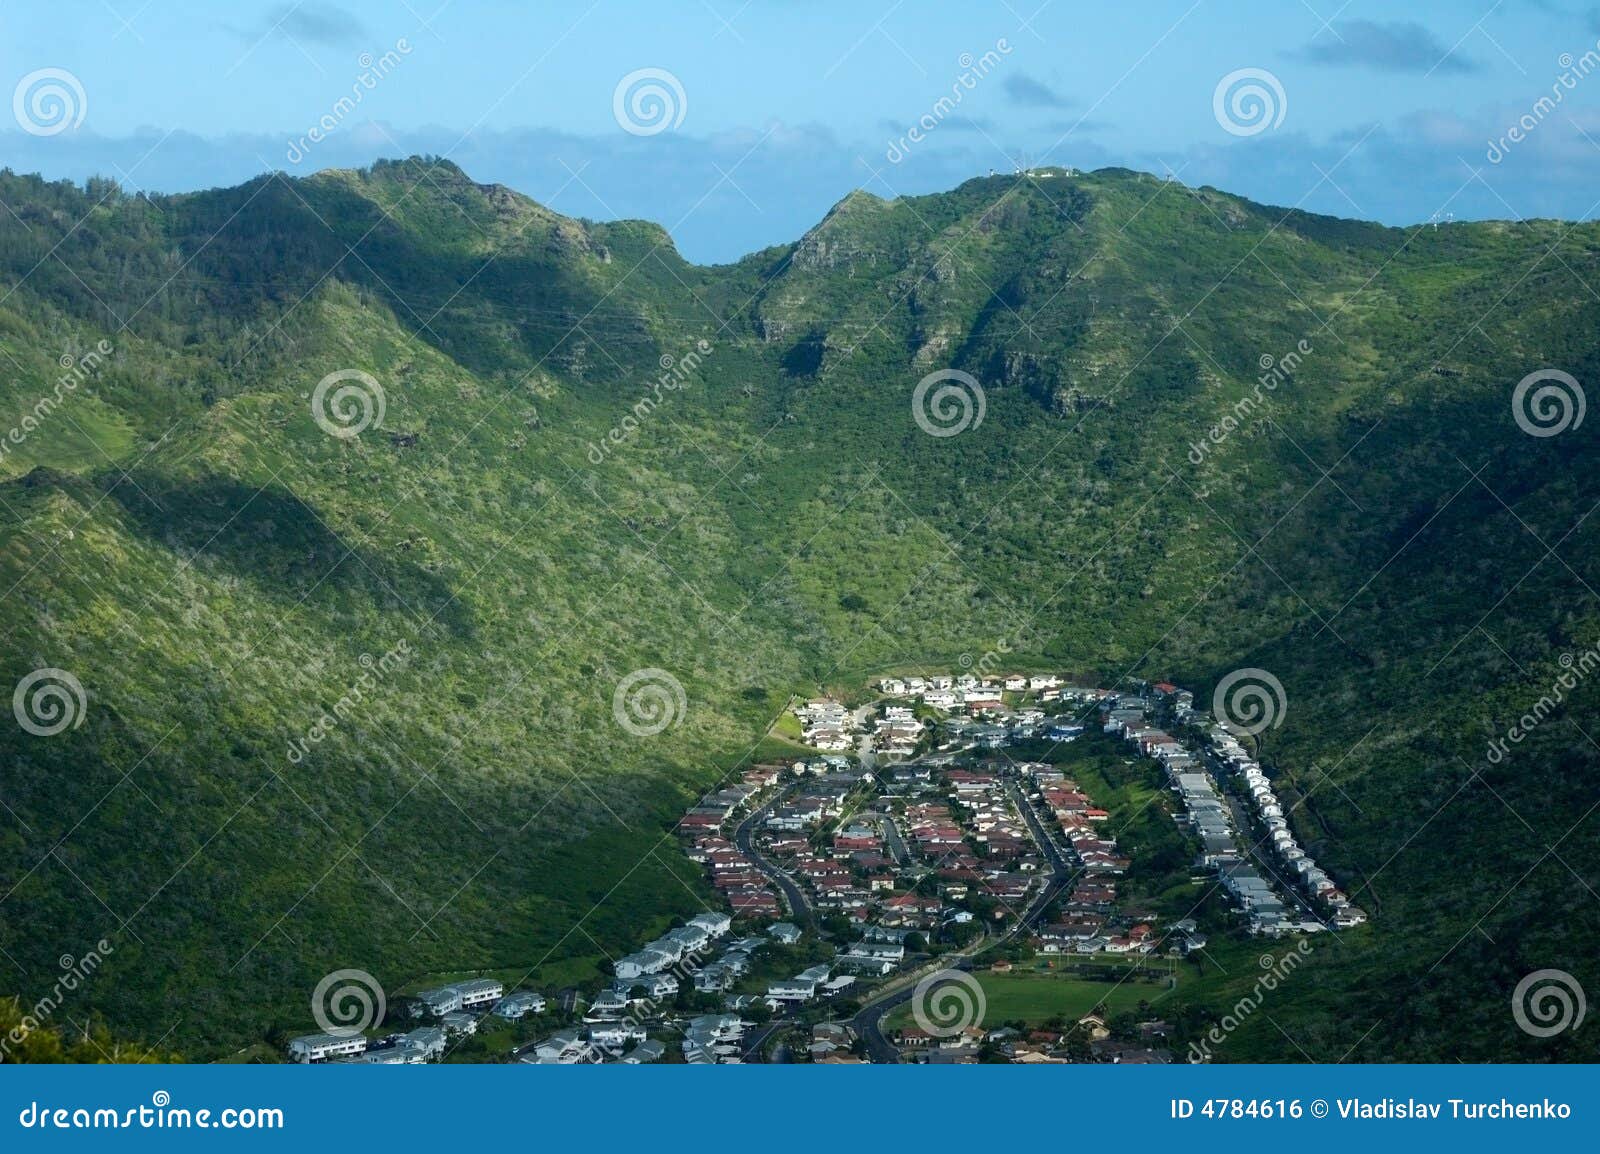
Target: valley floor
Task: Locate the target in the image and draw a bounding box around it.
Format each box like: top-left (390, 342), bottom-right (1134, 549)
top-left (281, 676), bottom-right (1361, 1065)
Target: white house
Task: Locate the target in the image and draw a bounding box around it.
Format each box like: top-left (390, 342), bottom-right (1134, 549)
top-left (453, 978), bottom-right (504, 1008)
top-left (352, 1043), bottom-right (427, 1064)
top-left (643, 937), bottom-right (688, 964)
top-left (689, 911), bottom-right (733, 937)
top-left (687, 1014), bottom-right (746, 1040)
top-left (586, 989), bottom-right (629, 1019)
top-left (288, 1032), bottom-right (368, 1063)
top-left (766, 980), bottom-right (816, 1003)
top-left (665, 924), bottom-right (712, 953)
top-left (808, 730), bottom-right (852, 751)
top-left (636, 972), bottom-right (679, 999)
top-left (402, 1026), bottom-right (446, 1060)
top-left (412, 986), bottom-right (463, 1016)
top-left (587, 1023), bottom-right (647, 1050)
top-left (614, 948), bottom-right (672, 979)
top-left (623, 1039), bottom-right (666, 1063)
top-left (494, 990), bottom-right (546, 1019)
top-left (527, 1029), bottom-right (593, 1064)
top-left (694, 964), bottom-right (732, 993)
top-left (848, 941), bottom-right (904, 964)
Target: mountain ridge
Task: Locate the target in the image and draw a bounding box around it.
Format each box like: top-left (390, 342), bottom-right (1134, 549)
top-left (0, 156), bottom-right (1596, 1061)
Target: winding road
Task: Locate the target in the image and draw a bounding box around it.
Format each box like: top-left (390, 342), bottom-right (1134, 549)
top-left (849, 774), bottom-right (1073, 1062)
top-left (734, 787), bottom-right (812, 923)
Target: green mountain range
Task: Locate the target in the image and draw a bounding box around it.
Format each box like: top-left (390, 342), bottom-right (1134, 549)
top-left (1, 157), bottom-right (1595, 1061)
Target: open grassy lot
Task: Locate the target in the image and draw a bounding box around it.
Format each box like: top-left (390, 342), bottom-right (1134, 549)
top-left (887, 961), bottom-right (1186, 1031)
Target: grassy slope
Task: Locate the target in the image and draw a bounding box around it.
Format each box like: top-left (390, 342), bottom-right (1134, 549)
top-left (0, 160), bottom-right (1596, 1060)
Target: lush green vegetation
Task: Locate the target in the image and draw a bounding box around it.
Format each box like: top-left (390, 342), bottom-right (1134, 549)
top-left (0, 998), bottom-right (173, 1063)
top-left (0, 159), bottom-right (1597, 1061)
top-left (884, 966), bottom-right (1182, 1035)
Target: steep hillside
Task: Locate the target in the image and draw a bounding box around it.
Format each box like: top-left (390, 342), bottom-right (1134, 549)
top-left (0, 159), bottom-right (1596, 1060)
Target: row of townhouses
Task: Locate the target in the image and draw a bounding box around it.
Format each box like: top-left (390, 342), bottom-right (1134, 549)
top-left (1205, 727), bottom-right (1368, 929)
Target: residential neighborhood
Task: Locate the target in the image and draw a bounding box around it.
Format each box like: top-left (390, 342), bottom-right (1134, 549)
top-left (282, 673), bottom-right (1361, 1065)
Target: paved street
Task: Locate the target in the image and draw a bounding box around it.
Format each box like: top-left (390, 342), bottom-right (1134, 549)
top-left (734, 789), bottom-right (812, 922)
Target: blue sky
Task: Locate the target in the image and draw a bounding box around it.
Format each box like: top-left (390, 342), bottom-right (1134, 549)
top-left (4, 0), bottom-right (1600, 261)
